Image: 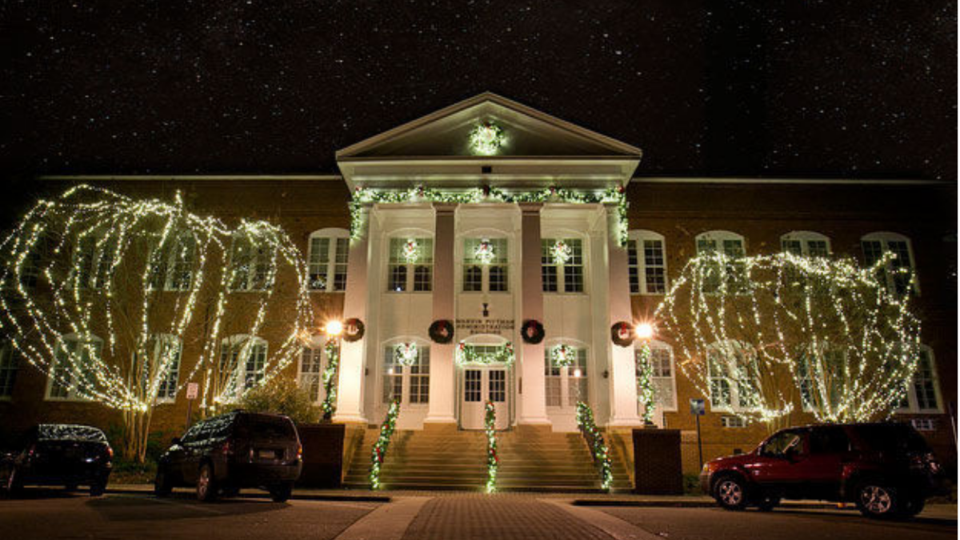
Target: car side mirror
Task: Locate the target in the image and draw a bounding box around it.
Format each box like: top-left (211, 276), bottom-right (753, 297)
top-left (171, 437), bottom-right (182, 446)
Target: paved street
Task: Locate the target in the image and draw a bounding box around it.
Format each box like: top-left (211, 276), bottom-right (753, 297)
top-left (0, 489), bottom-right (955, 540)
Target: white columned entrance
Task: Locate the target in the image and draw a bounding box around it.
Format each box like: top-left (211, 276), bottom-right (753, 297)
top-left (425, 203), bottom-right (457, 424)
top-left (518, 203), bottom-right (550, 425)
top-left (604, 203), bottom-right (642, 427)
top-left (335, 204), bottom-right (370, 424)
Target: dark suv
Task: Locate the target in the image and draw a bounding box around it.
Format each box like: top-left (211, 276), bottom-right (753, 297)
top-left (155, 411), bottom-right (302, 502)
top-left (1, 424), bottom-right (113, 497)
top-left (700, 422), bottom-right (944, 519)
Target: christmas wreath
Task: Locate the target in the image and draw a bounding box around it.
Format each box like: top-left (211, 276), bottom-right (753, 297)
top-left (343, 318), bottom-right (365, 342)
top-left (610, 321), bottom-right (635, 347)
top-left (428, 320), bottom-right (455, 344)
top-left (520, 319), bottom-right (545, 344)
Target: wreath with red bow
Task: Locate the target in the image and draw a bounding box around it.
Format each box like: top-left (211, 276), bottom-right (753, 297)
top-left (520, 320), bottom-right (545, 344)
top-left (429, 320), bottom-right (455, 344)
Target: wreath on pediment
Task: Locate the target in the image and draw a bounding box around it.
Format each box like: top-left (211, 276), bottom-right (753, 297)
top-left (520, 319), bottom-right (545, 344)
top-left (429, 320), bottom-right (455, 344)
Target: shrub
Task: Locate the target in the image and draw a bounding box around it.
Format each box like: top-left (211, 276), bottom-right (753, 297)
top-left (236, 377), bottom-right (321, 425)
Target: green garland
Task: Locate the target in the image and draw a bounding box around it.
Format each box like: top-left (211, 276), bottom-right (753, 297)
top-left (455, 341), bottom-right (515, 366)
top-left (575, 401), bottom-right (613, 491)
top-left (349, 185), bottom-right (628, 245)
top-left (369, 398), bottom-right (401, 490)
top-left (320, 339), bottom-right (340, 421)
top-left (485, 401), bottom-right (499, 493)
top-left (636, 342), bottom-right (656, 424)
top-left (550, 344), bottom-right (577, 368)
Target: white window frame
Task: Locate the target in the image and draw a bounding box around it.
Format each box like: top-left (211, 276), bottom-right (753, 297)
top-left (861, 232), bottom-right (918, 296)
top-left (219, 335), bottom-right (269, 395)
top-left (707, 340), bottom-right (759, 413)
top-left (307, 228), bottom-right (350, 293)
top-left (461, 237), bottom-right (510, 293)
top-left (781, 231), bottom-right (832, 257)
top-left (541, 237), bottom-right (586, 294)
top-left (695, 231), bottom-right (748, 294)
top-left (797, 344), bottom-right (847, 413)
top-left (148, 233), bottom-right (198, 292)
top-left (149, 334), bottom-right (182, 404)
top-left (545, 340), bottom-right (589, 409)
top-left (46, 334), bottom-right (103, 401)
top-left (72, 234), bottom-right (116, 291)
top-left (386, 236), bottom-right (434, 293)
top-left (627, 230), bottom-right (668, 295)
top-left (898, 345), bottom-right (942, 413)
top-left (381, 339), bottom-right (431, 406)
top-left (0, 342), bottom-right (17, 399)
top-left (227, 235), bottom-right (275, 292)
top-left (637, 340), bottom-right (678, 412)
top-left (298, 338), bottom-right (326, 403)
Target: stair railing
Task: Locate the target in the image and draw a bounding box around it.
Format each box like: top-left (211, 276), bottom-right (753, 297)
top-left (369, 398), bottom-right (401, 490)
top-left (485, 401), bottom-right (499, 493)
top-left (575, 401), bottom-right (613, 491)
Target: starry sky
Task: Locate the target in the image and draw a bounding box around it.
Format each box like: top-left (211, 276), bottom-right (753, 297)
top-left (0, 0), bottom-right (955, 181)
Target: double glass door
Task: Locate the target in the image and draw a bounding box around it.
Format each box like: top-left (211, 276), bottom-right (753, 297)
top-left (460, 367), bottom-right (509, 430)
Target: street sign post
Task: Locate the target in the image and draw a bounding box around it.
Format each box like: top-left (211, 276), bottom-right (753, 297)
top-left (185, 382), bottom-right (199, 428)
top-left (690, 398), bottom-right (705, 470)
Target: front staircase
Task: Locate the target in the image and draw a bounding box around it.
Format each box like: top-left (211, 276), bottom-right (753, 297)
top-left (343, 424), bottom-right (632, 492)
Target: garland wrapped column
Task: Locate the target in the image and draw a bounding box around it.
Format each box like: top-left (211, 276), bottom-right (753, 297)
top-left (575, 401), bottom-right (613, 491)
top-left (320, 338), bottom-right (340, 421)
top-left (369, 399), bottom-right (400, 490)
top-left (485, 401), bottom-right (499, 493)
top-left (636, 342), bottom-right (656, 424)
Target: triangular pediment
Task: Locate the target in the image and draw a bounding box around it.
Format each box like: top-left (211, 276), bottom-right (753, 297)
top-left (336, 92), bottom-right (642, 160)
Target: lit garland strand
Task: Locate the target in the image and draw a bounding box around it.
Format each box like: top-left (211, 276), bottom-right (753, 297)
top-left (485, 401), bottom-right (499, 493)
top-left (349, 185), bottom-right (629, 245)
top-left (636, 342), bottom-right (657, 424)
top-left (369, 398), bottom-right (401, 490)
top-left (320, 338), bottom-right (340, 421)
top-left (575, 401), bottom-right (613, 491)
top-left (455, 341), bottom-right (515, 366)
top-left (655, 251), bottom-right (921, 425)
top-left (0, 186), bottom-right (313, 460)
top-left (550, 344), bottom-right (577, 367)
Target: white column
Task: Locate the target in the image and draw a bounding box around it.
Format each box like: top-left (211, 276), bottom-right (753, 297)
top-left (518, 204), bottom-right (550, 425)
top-left (605, 203), bottom-right (642, 427)
top-left (334, 204), bottom-right (370, 424)
top-left (425, 203), bottom-right (457, 424)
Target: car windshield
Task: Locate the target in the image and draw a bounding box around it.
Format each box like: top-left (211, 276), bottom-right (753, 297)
top-left (236, 415), bottom-right (296, 440)
top-left (855, 424), bottom-right (930, 454)
top-left (37, 424), bottom-right (107, 443)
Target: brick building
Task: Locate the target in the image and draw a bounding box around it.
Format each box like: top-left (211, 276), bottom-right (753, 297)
top-left (0, 93), bottom-right (955, 486)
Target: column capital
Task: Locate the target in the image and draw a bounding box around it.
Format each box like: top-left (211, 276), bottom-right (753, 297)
top-left (432, 202), bottom-right (458, 215)
top-left (518, 202), bottom-right (543, 215)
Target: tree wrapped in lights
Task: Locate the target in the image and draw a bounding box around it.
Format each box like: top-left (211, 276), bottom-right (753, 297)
top-left (0, 185), bottom-right (312, 462)
top-left (484, 401), bottom-right (499, 493)
top-left (656, 251), bottom-right (921, 427)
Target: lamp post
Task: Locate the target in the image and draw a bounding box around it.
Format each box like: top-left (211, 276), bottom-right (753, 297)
top-left (635, 322), bottom-right (657, 427)
top-left (321, 320), bottom-right (344, 421)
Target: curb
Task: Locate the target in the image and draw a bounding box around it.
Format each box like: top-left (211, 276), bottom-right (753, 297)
top-left (572, 499), bottom-right (857, 510)
top-left (107, 485), bottom-right (391, 503)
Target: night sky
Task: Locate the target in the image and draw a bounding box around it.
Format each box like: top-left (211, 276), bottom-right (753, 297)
top-left (0, 1), bottom-right (955, 181)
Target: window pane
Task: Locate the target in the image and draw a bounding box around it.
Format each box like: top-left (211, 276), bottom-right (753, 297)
top-left (464, 370), bottom-right (481, 402)
top-left (308, 237), bottom-right (330, 290)
top-left (413, 265), bottom-right (432, 291)
top-left (643, 239), bottom-right (666, 294)
top-left (489, 370), bottom-right (506, 403)
top-left (389, 265), bottom-right (407, 292)
top-left (463, 265), bottom-right (483, 291)
top-left (627, 240), bottom-right (640, 294)
top-left (489, 266), bottom-right (508, 292)
top-left (0, 346), bottom-right (17, 398)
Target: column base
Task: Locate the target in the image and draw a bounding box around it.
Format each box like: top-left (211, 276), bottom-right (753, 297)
top-left (518, 417), bottom-right (553, 426)
top-left (423, 416), bottom-right (458, 425)
top-left (332, 413), bottom-right (368, 425)
top-left (606, 417), bottom-right (644, 428)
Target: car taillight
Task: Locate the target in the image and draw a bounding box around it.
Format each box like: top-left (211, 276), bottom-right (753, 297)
top-left (297, 443), bottom-right (303, 461)
top-left (106, 445), bottom-right (114, 459)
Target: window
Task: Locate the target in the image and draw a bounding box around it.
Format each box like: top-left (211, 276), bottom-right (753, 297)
top-left (382, 343), bottom-right (430, 405)
top-left (72, 235), bottom-right (116, 290)
top-left (148, 234), bottom-right (197, 292)
top-left (911, 418), bottom-right (937, 432)
top-left (627, 231), bottom-right (667, 295)
top-left (797, 345), bottom-right (846, 413)
top-left (721, 416), bottom-right (747, 428)
top-left (489, 370), bottom-right (506, 403)
top-left (898, 346), bottom-right (941, 413)
top-left (761, 430), bottom-right (805, 456)
top-left (707, 341), bottom-right (759, 412)
top-left (148, 335), bottom-right (182, 403)
top-left (307, 229), bottom-right (350, 292)
top-left (781, 231), bottom-right (831, 257)
top-left (47, 334), bottom-right (102, 400)
top-left (462, 238), bottom-right (509, 293)
top-left (861, 232), bottom-right (917, 296)
top-left (545, 345), bottom-right (587, 408)
top-left (542, 238), bottom-right (584, 293)
top-left (464, 370), bottom-right (481, 403)
top-left (218, 336), bottom-right (268, 395)
top-left (387, 237), bottom-right (433, 292)
top-left (0, 343), bottom-right (18, 398)
top-left (637, 341), bottom-right (677, 412)
top-left (228, 235), bottom-right (275, 291)
top-left (298, 344), bottom-right (324, 402)
top-left (696, 231), bottom-right (748, 294)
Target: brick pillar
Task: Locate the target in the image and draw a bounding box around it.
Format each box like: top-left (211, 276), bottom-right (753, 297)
top-left (426, 203), bottom-right (457, 424)
top-left (518, 203), bottom-right (550, 425)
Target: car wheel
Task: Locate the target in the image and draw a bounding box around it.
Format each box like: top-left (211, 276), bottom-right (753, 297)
top-left (5, 467), bottom-right (23, 497)
top-left (221, 486), bottom-right (240, 498)
top-left (855, 481), bottom-right (899, 519)
top-left (89, 479), bottom-right (107, 497)
top-left (65, 483), bottom-right (78, 492)
top-left (714, 475), bottom-right (748, 511)
top-left (757, 494), bottom-right (780, 512)
top-left (196, 464), bottom-right (218, 503)
top-left (900, 494), bottom-right (925, 517)
top-left (269, 483), bottom-right (293, 503)
top-left (154, 467), bottom-right (173, 497)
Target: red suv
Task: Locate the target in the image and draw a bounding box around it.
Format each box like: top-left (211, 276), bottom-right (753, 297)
top-left (700, 423), bottom-right (945, 519)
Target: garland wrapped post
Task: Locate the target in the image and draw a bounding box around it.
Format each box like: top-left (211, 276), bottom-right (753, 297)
top-left (575, 401), bottom-right (613, 491)
top-left (636, 342), bottom-right (656, 425)
top-left (485, 401), bottom-right (499, 493)
top-left (369, 399), bottom-right (401, 490)
top-left (320, 338), bottom-right (340, 421)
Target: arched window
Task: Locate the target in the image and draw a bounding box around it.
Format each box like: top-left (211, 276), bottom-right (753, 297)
top-left (861, 232), bottom-right (917, 296)
top-left (381, 339), bottom-right (430, 405)
top-left (636, 341), bottom-right (677, 412)
top-left (627, 230), bottom-right (667, 295)
top-left (897, 345), bottom-right (941, 413)
top-left (47, 333), bottom-right (103, 400)
top-left (462, 237), bottom-right (509, 293)
top-left (228, 234), bottom-right (275, 292)
top-left (696, 231), bottom-right (748, 293)
top-left (541, 236), bottom-right (586, 293)
top-left (781, 231), bottom-right (831, 257)
top-left (149, 233), bottom-right (197, 291)
top-left (545, 341), bottom-right (588, 409)
top-left (387, 236), bottom-right (434, 292)
top-left (307, 228), bottom-right (350, 292)
top-left (707, 340), bottom-right (759, 412)
top-left (219, 335), bottom-right (268, 394)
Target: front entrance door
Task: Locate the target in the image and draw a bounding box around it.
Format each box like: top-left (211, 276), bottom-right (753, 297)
top-left (460, 368), bottom-right (509, 430)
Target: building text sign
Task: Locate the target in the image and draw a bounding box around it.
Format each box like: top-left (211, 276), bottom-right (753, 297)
top-left (457, 318), bottom-right (515, 336)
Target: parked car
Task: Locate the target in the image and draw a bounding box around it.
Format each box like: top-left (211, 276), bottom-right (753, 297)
top-left (700, 422), bottom-right (945, 519)
top-left (155, 410), bottom-right (302, 502)
top-left (0, 424), bottom-right (113, 497)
